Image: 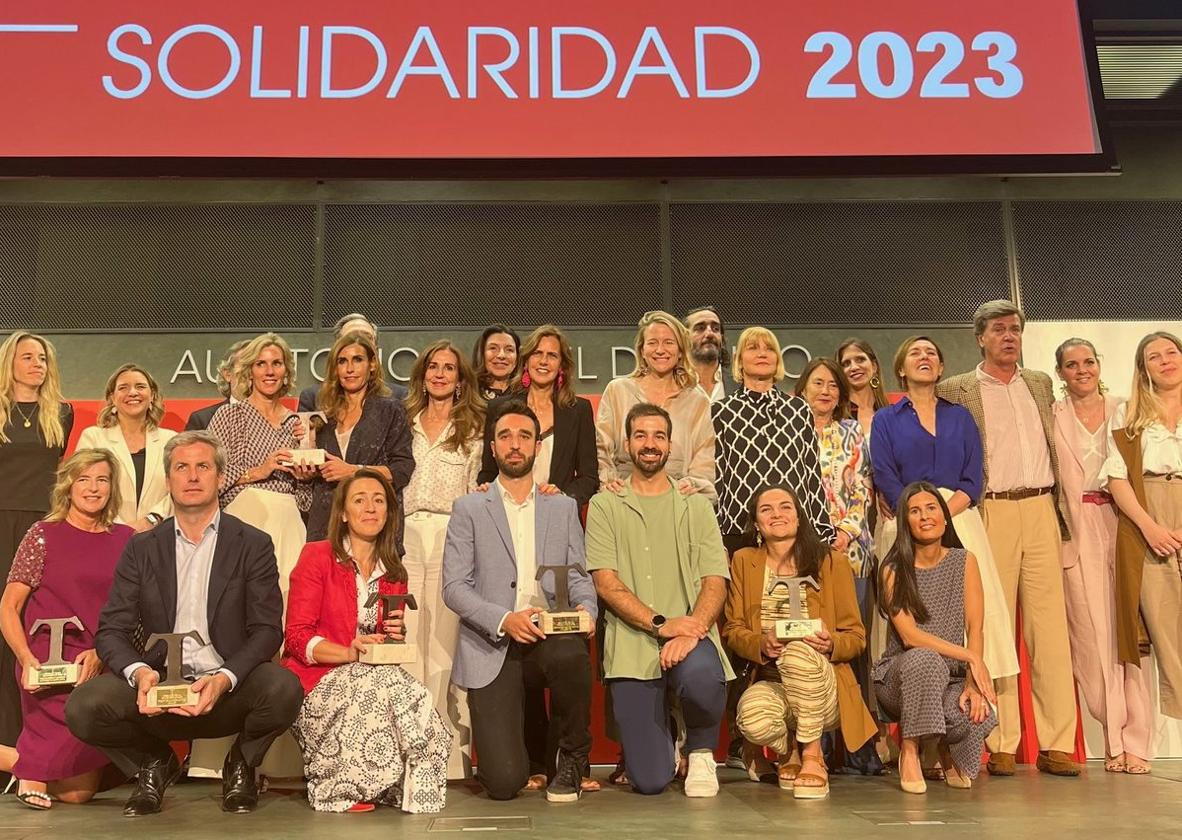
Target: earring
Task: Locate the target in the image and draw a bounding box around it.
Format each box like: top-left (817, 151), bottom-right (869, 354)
top-left (521, 371), bottom-right (532, 388)
top-left (870, 376), bottom-right (881, 389)
top-left (454, 384), bottom-right (462, 399)
top-left (755, 531), bottom-right (763, 547)
top-left (558, 371), bottom-right (566, 389)
top-left (1099, 379), bottom-right (1109, 394)
top-left (1059, 382), bottom-right (1069, 397)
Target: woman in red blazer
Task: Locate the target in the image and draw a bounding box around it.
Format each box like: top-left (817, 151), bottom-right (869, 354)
top-left (283, 468), bottom-right (451, 814)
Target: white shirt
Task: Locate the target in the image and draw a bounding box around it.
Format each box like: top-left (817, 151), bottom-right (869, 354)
top-left (1101, 402), bottom-right (1182, 483)
top-left (533, 434), bottom-right (555, 487)
top-left (695, 368), bottom-right (726, 404)
top-left (403, 414), bottom-right (482, 514)
top-left (123, 511), bottom-right (237, 689)
top-left (493, 479), bottom-right (542, 637)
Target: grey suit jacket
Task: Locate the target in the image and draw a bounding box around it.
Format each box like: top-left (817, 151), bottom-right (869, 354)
top-left (441, 485), bottom-right (597, 690)
top-left (937, 367), bottom-right (1071, 540)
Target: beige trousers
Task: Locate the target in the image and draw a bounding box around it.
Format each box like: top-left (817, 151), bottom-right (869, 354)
top-left (982, 493), bottom-right (1078, 753)
top-left (1140, 477), bottom-right (1182, 720)
top-left (736, 642), bottom-right (839, 754)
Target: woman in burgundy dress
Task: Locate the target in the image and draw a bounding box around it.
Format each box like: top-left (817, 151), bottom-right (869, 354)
top-left (0, 449), bottom-right (133, 809)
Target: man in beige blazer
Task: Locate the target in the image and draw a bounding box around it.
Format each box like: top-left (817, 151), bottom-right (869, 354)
top-left (937, 300), bottom-right (1079, 777)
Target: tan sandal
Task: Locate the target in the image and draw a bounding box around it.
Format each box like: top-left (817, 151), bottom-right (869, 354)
top-left (777, 763), bottom-right (802, 790)
top-left (793, 756), bottom-right (829, 800)
top-left (1124, 756), bottom-right (1151, 775)
top-left (1103, 755), bottom-right (1126, 774)
top-left (580, 777), bottom-right (601, 792)
top-left (522, 774), bottom-right (547, 792)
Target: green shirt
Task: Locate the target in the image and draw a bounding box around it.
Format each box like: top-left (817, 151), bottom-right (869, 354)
top-left (585, 478), bottom-right (735, 681)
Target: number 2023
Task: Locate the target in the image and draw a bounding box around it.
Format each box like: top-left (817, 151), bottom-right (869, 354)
top-left (805, 31), bottom-right (1023, 99)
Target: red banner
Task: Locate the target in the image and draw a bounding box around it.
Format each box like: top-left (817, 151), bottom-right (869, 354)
top-left (0, 1), bottom-right (1100, 158)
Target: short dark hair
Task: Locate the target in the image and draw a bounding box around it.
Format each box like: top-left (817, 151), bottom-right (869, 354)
top-left (625, 402), bottom-right (673, 438)
top-left (494, 399), bottom-right (541, 437)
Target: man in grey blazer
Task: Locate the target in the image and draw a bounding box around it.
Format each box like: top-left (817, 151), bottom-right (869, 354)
top-left (442, 401), bottom-right (597, 804)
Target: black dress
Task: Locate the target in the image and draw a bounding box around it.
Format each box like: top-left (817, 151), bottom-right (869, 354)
top-left (0, 401), bottom-right (73, 751)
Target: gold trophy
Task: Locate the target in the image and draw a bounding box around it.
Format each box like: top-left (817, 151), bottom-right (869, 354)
top-left (358, 593), bottom-right (418, 665)
top-left (534, 565), bottom-right (592, 635)
top-left (24, 616), bottom-right (84, 688)
top-left (288, 411), bottom-right (327, 467)
top-left (769, 575), bottom-right (823, 640)
top-left (144, 631), bottom-right (204, 708)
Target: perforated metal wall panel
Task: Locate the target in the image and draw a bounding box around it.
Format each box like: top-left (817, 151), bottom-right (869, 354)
top-left (0, 205), bottom-right (317, 331)
top-left (1011, 201), bottom-right (1182, 320)
top-left (322, 203), bottom-right (662, 328)
top-left (668, 202), bottom-right (1011, 325)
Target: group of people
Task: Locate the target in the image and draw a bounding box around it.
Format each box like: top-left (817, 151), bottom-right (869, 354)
top-left (0, 300), bottom-right (1179, 817)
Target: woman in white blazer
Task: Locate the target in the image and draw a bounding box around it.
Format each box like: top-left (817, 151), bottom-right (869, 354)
top-left (76, 364), bottom-right (175, 531)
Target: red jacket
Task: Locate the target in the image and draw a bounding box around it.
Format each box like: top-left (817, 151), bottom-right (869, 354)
top-left (282, 540), bottom-right (407, 694)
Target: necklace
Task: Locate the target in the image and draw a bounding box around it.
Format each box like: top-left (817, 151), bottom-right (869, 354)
top-left (12, 401), bottom-right (36, 429)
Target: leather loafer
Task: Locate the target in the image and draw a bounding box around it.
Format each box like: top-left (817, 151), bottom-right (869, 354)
top-left (123, 752), bottom-right (182, 817)
top-left (986, 752), bottom-right (1016, 776)
top-left (1036, 750), bottom-right (1082, 777)
top-left (221, 742), bottom-right (259, 813)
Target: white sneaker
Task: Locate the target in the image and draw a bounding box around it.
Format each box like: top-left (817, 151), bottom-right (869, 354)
top-left (684, 750), bottom-right (719, 797)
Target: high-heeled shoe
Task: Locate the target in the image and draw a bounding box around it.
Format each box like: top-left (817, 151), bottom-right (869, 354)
top-left (944, 766), bottom-right (971, 789)
top-left (900, 777), bottom-right (927, 794)
top-left (2, 776), bottom-right (16, 795)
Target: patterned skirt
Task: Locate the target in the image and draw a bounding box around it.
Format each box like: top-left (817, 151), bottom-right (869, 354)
top-left (293, 663), bottom-right (452, 813)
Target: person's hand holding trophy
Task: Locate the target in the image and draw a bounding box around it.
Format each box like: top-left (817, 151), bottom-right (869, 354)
top-left (769, 575), bottom-right (832, 655)
top-left (287, 411), bottom-right (328, 468)
top-left (357, 592), bottom-right (419, 664)
top-left (532, 565), bottom-right (593, 636)
top-left (22, 616), bottom-right (99, 690)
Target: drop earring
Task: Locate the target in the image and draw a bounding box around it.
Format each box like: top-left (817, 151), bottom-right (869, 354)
top-left (558, 371), bottom-right (566, 389)
top-left (870, 376), bottom-right (881, 389)
top-left (522, 371), bottom-right (532, 389)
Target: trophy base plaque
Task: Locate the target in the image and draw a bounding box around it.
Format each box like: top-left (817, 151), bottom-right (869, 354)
top-left (359, 644), bottom-right (417, 665)
top-left (287, 448), bottom-right (326, 467)
top-left (540, 611), bottom-right (592, 635)
top-left (25, 663), bottom-right (79, 689)
top-left (775, 618), bottom-right (824, 641)
top-left (148, 684), bottom-right (200, 708)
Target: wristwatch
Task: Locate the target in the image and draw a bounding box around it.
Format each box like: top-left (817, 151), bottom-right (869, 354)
top-left (650, 614), bottom-right (667, 637)
top-left (146, 513), bottom-right (163, 526)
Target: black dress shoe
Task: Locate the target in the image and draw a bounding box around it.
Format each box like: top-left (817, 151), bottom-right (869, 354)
top-left (123, 752), bottom-right (182, 817)
top-left (221, 742), bottom-right (259, 814)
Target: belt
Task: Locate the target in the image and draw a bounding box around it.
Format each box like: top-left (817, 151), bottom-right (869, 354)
top-left (984, 486), bottom-right (1053, 502)
top-left (1082, 491), bottom-right (1113, 506)
top-left (1145, 472), bottom-right (1182, 482)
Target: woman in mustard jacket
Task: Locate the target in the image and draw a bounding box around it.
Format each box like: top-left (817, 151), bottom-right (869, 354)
top-left (723, 484), bottom-right (876, 800)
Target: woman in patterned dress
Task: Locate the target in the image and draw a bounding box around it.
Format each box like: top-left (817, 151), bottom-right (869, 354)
top-left (875, 481), bottom-right (998, 794)
top-left (284, 469), bottom-right (450, 813)
top-left (401, 340), bottom-right (485, 779)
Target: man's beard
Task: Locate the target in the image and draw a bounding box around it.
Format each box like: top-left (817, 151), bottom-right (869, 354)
top-left (630, 448), bottom-right (670, 477)
top-left (690, 340), bottom-right (720, 364)
top-left (497, 451), bottom-right (537, 479)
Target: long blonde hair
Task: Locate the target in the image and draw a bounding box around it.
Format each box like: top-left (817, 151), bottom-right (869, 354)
top-left (1123, 331), bottom-right (1182, 438)
top-left (232, 333), bottom-right (297, 401)
top-left (43, 448), bottom-right (123, 530)
top-left (0, 332), bottom-right (67, 447)
top-left (631, 311), bottom-right (698, 390)
top-left (317, 331), bottom-right (390, 418)
top-left (96, 363), bottom-right (165, 430)
top-left (514, 325), bottom-right (578, 409)
top-left (404, 340), bottom-right (485, 453)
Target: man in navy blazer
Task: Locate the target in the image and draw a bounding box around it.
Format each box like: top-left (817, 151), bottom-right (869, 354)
top-left (66, 431), bottom-right (303, 817)
top-left (443, 401), bottom-right (596, 804)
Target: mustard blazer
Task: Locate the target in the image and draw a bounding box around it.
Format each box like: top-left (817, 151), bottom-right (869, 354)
top-left (722, 546), bottom-right (877, 750)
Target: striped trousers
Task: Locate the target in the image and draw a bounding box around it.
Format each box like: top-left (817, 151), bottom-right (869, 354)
top-left (736, 641), bottom-right (840, 755)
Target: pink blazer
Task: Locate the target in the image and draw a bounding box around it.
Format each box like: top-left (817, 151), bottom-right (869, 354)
top-left (281, 540), bottom-right (407, 693)
top-left (1053, 394), bottom-right (1121, 570)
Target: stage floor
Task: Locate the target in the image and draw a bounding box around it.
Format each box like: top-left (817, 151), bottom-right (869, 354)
top-left (4, 762), bottom-right (1179, 837)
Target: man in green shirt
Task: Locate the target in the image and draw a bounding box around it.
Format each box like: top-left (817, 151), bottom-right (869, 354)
top-left (586, 403), bottom-right (733, 798)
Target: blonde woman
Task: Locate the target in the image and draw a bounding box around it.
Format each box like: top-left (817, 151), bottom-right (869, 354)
top-left (0, 449), bottom-right (133, 808)
top-left (1104, 331), bottom-right (1182, 733)
top-left (77, 364), bottom-right (176, 532)
top-left (597, 310), bottom-right (715, 501)
top-left (402, 340), bottom-right (485, 779)
top-left (202, 332), bottom-right (313, 780)
top-left (0, 331), bottom-right (73, 765)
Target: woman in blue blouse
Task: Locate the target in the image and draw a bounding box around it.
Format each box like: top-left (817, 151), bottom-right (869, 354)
top-left (869, 336), bottom-right (1019, 684)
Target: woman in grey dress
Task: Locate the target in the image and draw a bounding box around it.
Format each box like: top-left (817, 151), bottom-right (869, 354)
top-left (874, 481), bottom-right (998, 794)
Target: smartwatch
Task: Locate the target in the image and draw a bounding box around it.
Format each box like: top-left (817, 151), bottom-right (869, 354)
top-left (650, 614), bottom-right (667, 637)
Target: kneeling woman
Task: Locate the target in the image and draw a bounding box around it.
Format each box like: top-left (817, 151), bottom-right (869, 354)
top-left (722, 484), bottom-right (876, 799)
top-left (283, 468), bottom-right (451, 813)
top-left (874, 481), bottom-right (998, 793)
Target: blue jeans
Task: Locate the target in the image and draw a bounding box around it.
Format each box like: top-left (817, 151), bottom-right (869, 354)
top-left (608, 639), bottom-right (726, 795)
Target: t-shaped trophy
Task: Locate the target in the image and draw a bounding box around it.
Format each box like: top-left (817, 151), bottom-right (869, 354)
top-left (24, 616), bottom-right (85, 688)
top-left (287, 411), bottom-right (327, 466)
top-left (768, 575), bottom-right (823, 641)
top-left (359, 593), bottom-right (418, 664)
top-left (144, 631), bottom-right (205, 708)
top-left (534, 565), bottom-right (592, 635)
